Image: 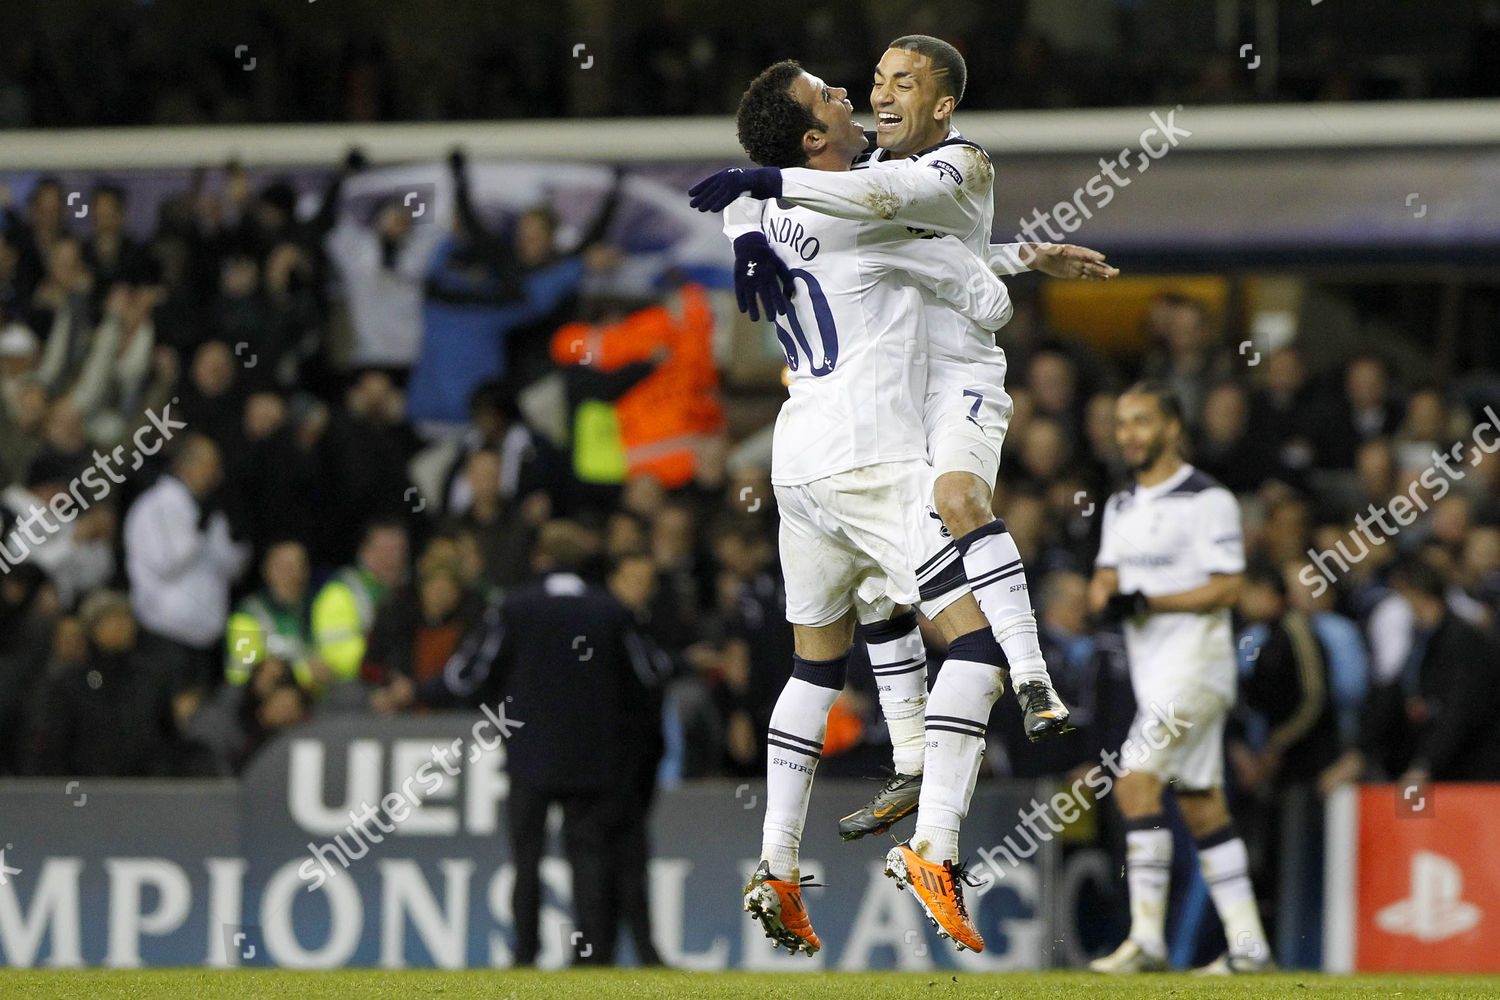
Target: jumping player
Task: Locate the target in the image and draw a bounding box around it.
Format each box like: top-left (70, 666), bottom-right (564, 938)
top-left (719, 60), bottom-right (1024, 957)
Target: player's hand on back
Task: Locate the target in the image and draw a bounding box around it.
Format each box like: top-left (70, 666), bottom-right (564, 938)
top-left (1026, 243), bottom-right (1120, 281)
top-left (688, 167), bottom-right (783, 213)
top-left (731, 233), bottom-right (796, 321)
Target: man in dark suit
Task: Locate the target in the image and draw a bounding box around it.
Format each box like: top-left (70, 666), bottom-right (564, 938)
top-left (380, 520), bottom-right (667, 966)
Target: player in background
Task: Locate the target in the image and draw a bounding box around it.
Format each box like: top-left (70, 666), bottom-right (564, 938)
top-left (693, 37), bottom-right (1117, 815)
top-left (695, 37), bottom-right (1118, 840)
top-left (723, 60), bottom-right (1027, 957)
top-left (1086, 382), bottom-right (1273, 974)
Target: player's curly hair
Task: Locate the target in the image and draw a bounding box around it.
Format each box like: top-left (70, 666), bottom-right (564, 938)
top-left (889, 34), bottom-right (967, 106)
top-left (735, 60), bottom-right (825, 168)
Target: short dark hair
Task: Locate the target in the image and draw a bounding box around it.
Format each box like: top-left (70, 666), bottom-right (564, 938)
top-left (888, 34), bottom-right (967, 106)
top-left (30, 176), bottom-right (62, 201)
top-left (1123, 380), bottom-right (1184, 424)
top-left (468, 377), bottom-right (520, 422)
top-left (736, 60), bottom-right (825, 168)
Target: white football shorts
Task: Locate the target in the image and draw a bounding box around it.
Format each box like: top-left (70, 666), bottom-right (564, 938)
top-left (923, 357), bottom-right (1014, 487)
top-left (776, 459), bottom-right (969, 628)
top-left (1119, 685), bottom-right (1231, 791)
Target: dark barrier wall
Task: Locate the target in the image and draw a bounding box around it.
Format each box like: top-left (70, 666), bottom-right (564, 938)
top-left (0, 713), bottom-right (1055, 969)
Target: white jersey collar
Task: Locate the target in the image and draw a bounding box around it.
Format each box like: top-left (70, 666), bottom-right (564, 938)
top-left (1135, 462), bottom-right (1195, 499)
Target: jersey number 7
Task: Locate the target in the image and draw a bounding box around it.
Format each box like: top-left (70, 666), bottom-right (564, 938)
top-left (774, 269), bottom-right (839, 377)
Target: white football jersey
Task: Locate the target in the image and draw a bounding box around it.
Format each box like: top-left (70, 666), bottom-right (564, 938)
top-left (1095, 464), bottom-right (1246, 702)
top-left (723, 194), bottom-right (1011, 486)
top-left (778, 128), bottom-right (1009, 381)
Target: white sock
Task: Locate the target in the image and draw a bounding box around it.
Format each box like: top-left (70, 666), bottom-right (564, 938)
top-left (858, 612), bottom-right (928, 775)
top-left (955, 520), bottom-right (1049, 686)
top-left (912, 629), bottom-right (1005, 863)
top-left (761, 657), bottom-right (846, 879)
top-left (1125, 817), bottom-right (1172, 957)
top-left (1198, 826), bottom-right (1269, 960)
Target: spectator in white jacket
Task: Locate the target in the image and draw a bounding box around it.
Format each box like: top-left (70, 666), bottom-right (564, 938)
top-left (324, 193), bottom-right (444, 376)
top-left (124, 433), bottom-right (250, 692)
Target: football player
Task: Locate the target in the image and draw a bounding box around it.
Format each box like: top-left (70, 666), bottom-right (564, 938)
top-left (1087, 383), bottom-right (1272, 974)
top-left (718, 60), bottom-right (1024, 957)
top-left (694, 36), bottom-right (1117, 839)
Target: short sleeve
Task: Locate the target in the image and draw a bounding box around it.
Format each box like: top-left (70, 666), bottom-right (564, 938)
top-left (1195, 488), bottom-right (1245, 575)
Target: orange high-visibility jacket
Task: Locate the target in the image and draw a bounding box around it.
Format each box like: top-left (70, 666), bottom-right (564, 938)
top-left (552, 284), bottom-right (725, 488)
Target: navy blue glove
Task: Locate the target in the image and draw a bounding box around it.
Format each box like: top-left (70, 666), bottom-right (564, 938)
top-left (1097, 590), bottom-right (1150, 625)
top-left (688, 167), bottom-right (783, 213)
top-left (732, 233), bottom-right (795, 321)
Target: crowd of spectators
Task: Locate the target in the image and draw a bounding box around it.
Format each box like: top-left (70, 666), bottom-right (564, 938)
top-left (0, 151), bottom-right (1498, 836)
top-left (1, 1), bottom-right (1496, 128)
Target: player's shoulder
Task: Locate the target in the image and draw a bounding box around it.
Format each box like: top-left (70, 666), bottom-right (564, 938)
top-left (1167, 467), bottom-right (1241, 514)
top-left (1162, 466), bottom-right (1221, 495)
top-left (910, 135), bottom-right (992, 164)
top-left (908, 133), bottom-right (993, 188)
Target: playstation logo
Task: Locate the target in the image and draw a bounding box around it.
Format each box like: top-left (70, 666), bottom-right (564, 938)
top-left (1375, 850), bottom-right (1481, 942)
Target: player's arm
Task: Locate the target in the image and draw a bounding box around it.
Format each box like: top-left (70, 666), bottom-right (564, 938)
top-left (989, 243), bottom-right (1033, 276)
top-left (778, 149), bottom-right (981, 233)
top-left (690, 147), bottom-right (986, 236)
top-left (866, 234), bottom-right (1012, 330)
top-left (1090, 501), bottom-right (1152, 624)
top-left (990, 242), bottom-right (1119, 280)
top-left (1143, 573), bottom-right (1243, 613)
top-left (1088, 566), bottom-right (1120, 614)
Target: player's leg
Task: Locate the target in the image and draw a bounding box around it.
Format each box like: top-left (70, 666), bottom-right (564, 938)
top-left (746, 614), bottom-right (851, 956)
top-left (1093, 687), bottom-right (1249, 974)
top-left (838, 605), bottom-right (927, 841)
top-left (860, 608), bottom-right (928, 776)
top-left (836, 460), bottom-right (960, 843)
top-left (1088, 766), bottom-right (1172, 972)
top-left (744, 481), bottom-right (859, 956)
top-left (883, 592), bottom-right (1003, 953)
top-left (927, 387), bottom-right (1070, 740)
top-left (760, 616), bottom-right (854, 882)
top-left (1171, 700), bottom-right (1273, 974)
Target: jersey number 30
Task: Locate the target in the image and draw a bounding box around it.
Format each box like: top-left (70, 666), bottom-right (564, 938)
top-left (774, 269), bottom-right (839, 376)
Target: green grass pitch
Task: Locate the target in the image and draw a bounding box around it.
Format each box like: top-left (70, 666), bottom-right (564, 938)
top-left (4, 969), bottom-right (1500, 1000)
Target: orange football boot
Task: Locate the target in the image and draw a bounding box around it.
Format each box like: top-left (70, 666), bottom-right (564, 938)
top-left (743, 861), bottom-right (821, 955)
top-left (884, 842), bottom-right (984, 952)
